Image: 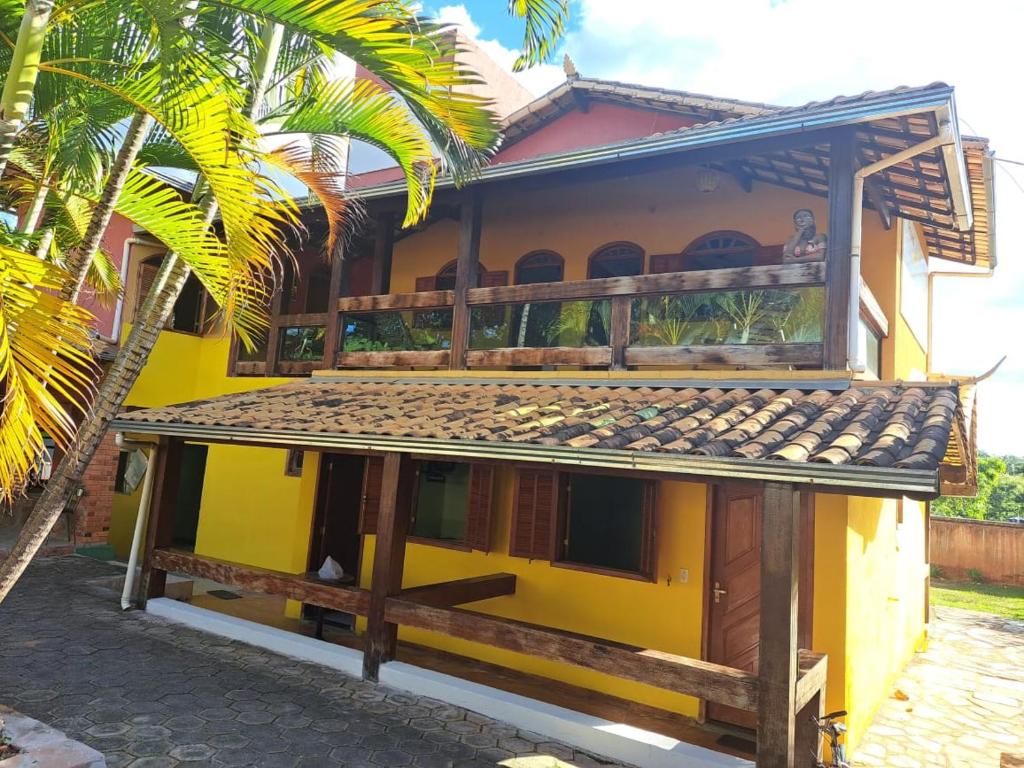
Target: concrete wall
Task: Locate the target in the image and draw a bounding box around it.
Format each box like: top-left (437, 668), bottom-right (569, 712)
top-left (930, 517), bottom-right (1024, 586)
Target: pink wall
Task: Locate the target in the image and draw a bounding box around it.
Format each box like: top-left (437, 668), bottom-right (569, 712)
top-left (930, 517), bottom-right (1024, 586)
top-left (494, 102), bottom-right (697, 165)
top-left (78, 212), bottom-right (134, 339)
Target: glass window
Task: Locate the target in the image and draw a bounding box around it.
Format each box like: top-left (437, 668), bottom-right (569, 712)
top-left (588, 243), bottom-right (644, 279)
top-left (115, 451), bottom-right (131, 494)
top-left (412, 462), bottom-right (469, 543)
top-left (858, 318), bottom-right (882, 379)
top-left (682, 231), bottom-right (759, 270)
top-left (561, 474), bottom-right (653, 577)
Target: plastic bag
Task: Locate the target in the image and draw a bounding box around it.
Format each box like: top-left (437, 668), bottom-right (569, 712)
top-left (318, 555), bottom-right (345, 581)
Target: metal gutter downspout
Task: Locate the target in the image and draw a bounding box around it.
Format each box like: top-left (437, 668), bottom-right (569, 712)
top-left (111, 237), bottom-right (148, 344)
top-left (848, 122), bottom-right (955, 369)
top-left (116, 433), bottom-right (158, 610)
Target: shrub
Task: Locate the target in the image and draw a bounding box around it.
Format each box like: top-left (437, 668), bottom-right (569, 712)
top-left (930, 564), bottom-right (945, 579)
top-left (967, 568), bottom-right (986, 584)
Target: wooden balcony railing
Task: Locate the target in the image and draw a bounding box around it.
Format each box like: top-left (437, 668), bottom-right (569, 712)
top-left (235, 262), bottom-right (831, 375)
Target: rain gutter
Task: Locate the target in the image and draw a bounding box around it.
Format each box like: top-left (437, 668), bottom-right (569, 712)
top-left (109, 421), bottom-right (940, 497)
top-left (346, 85), bottom-right (956, 203)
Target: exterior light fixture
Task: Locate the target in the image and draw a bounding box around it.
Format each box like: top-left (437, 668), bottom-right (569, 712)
top-left (696, 165), bottom-right (720, 194)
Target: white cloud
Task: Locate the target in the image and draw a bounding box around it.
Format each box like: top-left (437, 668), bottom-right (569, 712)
top-left (441, 0), bottom-right (1024, 453)
top-left (437, 5), bottom-right (564, 96)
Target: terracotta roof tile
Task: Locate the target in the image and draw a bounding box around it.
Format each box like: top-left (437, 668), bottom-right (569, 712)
top-left (116, 378), bottom-right (966, 474)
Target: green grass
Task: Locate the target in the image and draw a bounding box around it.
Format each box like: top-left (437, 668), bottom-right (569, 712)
top-left (931, 580), bottom-right (1024, 620)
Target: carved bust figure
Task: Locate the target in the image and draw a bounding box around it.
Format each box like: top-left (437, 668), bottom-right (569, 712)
top-left (783, 208), bottom-right (827, 262)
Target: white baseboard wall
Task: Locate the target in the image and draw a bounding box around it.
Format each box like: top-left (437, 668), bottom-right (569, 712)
top-left (146, 598), bottom-right (753, 768)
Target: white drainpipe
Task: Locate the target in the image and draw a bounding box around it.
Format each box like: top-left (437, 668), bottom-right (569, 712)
top-left (117, 432), bottom-right (158, 610)
top-left (848, 122), bottom-right (957, 370)
top-left (111, 237), bottom-right (149, 343)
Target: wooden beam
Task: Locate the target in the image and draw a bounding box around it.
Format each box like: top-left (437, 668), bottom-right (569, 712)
top-left (625, 343), bottom-right (822, 369)
top-left (264, 268), bottom-right (288, 375)
top-left (370, 212), bottom-right (395, 294)
top-left (151, 549), bottom-right (371, 615)
top-left (464, 346), bottom-right (612, 369)
top-left (399, 573), bottom-right (516, 608)
top-left (863, 176), bottom-right (893, 230)
top-left (824, 128), bottom-right (856, 370)
top-left (383, 597), bottom-right (759, 710)
top-left (232, 361), bottom-right (266, 376)
top-left (363, 452), bottom-right (416, 681)
top-left (858, 277), bottom-right (889, 338)
top-left (449, 191), bottom-right (483, 370)
top-left (467, 262), bottom-right (825, 305)
top-left (321, 244), bottom-right (347, 368)
top-left (272, 312), bottom-right (329, 328)
top-left (609, 295), bottom-right (631, 371)
top-left (138, 438), bottom-right (183, 606)
top-left (337, 350), bottom-right (450, 369)
top-left (795, 652), bottom-right (828, 713)
top-left (757, 481), bottom-right (801, 768)
top-left (795, 687), bottom-right (825, 767)
top-left (724, 161), bottom-right (754, 193)
top-left (338, 290), bottom-right (454, 312)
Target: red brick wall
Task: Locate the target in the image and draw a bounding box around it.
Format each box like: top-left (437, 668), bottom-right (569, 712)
top-left (76, 433), bottom-right (119, 546)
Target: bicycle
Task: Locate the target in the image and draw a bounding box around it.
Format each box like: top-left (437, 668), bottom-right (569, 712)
top-left (811, 709), bottom-right (849, 768)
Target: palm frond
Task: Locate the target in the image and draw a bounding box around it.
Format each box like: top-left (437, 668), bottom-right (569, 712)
top-left (266, 77), bottom-right (435, 226)
top-left (0, 244), bottom-right (97, 500)
top-left (508, 0), bottom-right (569, 71)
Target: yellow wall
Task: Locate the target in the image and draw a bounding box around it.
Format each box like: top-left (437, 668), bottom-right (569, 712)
top-left (391, 166), bottom-right (842, 292)
top-left (360, 469), bottom-right (710, 716)
top-left (843, 495), bottom-right (928, 750)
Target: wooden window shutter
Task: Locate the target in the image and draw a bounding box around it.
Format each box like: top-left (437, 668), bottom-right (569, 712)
top-left (135, 261), bottom-right (160, 317)
top-left (649, 253), bottom-right (685, 274)
top-left (415, 275), bottom-right (437, 292)
top-left (465, 464), bottom-right (494, 551)
top-left (479, 270), bottom-right (509, 288)
top-left (639, 480), bottom-right (658, 580)
top-left (510, 469), bottom-right (559, 560)
top-left (359, 456), bottom-right (385, 534)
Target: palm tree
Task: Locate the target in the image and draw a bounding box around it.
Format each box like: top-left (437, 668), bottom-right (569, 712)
top-left (0, 0), bottom-right (570, 600)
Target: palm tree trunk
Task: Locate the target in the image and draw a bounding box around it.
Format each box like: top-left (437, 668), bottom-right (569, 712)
top-left (0, 23), bottom-right (284, 603)
top-left (0, 0), bottom-right (55, 178)
top-left (20, 181), bottom-right (49, 233)
top-left (63, 110), bottom-right (154, 303)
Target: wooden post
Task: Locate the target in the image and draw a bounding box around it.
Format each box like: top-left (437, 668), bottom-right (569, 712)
top-left (824, 128), bottom-right (856, 370)
top-left (795, 686), bottom-right (825, 766)
top-left (370, 212), bottom-right (395, 295)
top-left (757, 481), bottom-right (801, 768)
top-left (362, 452), bottom-right (416, 681)
top-left (138, 437), bottom-right (184, 607)
top-left (609, 295), bottom-right (631, 371)
top-left (449, 191), bottom-right (482, 370)
top-left (322, 240), bottom-right (347, 369)
top-left (264, 267), bottom-right (288, 375)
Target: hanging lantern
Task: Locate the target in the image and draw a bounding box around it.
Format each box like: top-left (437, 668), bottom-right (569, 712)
top-left (696, 165), bottom-right (720, 194)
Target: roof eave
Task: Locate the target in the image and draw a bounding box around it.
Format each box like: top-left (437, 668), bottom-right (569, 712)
top-left (110, 420), bottom-right (941, 498)
top-left (351, 84), bottom-right (959, 203)
top-left (935, 96), bottom-right (974, 231)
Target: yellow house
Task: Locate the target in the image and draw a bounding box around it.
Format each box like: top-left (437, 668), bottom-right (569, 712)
top-left (102, 76), bottom-right (993, 768)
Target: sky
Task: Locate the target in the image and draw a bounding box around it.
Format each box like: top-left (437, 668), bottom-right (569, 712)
top-left (424, 0), bottom-right (1024, 456)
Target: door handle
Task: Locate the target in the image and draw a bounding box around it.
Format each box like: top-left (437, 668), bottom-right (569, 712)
top-left (713, 582), bottom-right (728, 604)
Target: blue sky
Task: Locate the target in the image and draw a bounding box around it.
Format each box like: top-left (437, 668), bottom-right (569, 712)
top-left (425, 0), bottom-right (1024, 456)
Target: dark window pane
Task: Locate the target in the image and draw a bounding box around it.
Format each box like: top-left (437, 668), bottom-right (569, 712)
top-left (564, 475), bottom-right (646, 574)
top-left (279, 326), bottom-right (326, 361)
top-left (589, 245), bottom-right (643, 279)
top-left (413, 462), bottom-right (469, 542)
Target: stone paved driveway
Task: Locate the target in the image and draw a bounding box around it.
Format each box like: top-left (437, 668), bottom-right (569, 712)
top-left (854, 606), bottom-right (1024, 768)
top-left (0, 556), bottom-right (628, 768)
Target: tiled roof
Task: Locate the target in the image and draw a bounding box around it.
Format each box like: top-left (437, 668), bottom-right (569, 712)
top-left (116, 378), bottom-right (964, 476)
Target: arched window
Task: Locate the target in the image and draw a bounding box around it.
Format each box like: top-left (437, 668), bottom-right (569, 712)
top-left (432, 259), bottom-right (490, 290)
top-left (588, 242), bottom-right (644, 279)
top-left (135, 255), bottom-right (209, 334)
top-left (511, 252), bottom-right (564, 349)
top-left (681, 231), bottom-right (760, 270)
top-left (515, 251), bottom-right (564, 285)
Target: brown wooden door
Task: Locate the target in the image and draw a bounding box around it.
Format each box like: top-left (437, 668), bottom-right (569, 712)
top-left (707, 483), bottom-right (763, 730)
top-left (309, 454), bottom-right (366, 583)
top-left (705, 484), bottom-right (815, 731)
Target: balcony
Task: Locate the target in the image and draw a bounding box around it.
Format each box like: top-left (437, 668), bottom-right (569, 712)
top-left (232, 261), bottom-right (831, 376)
